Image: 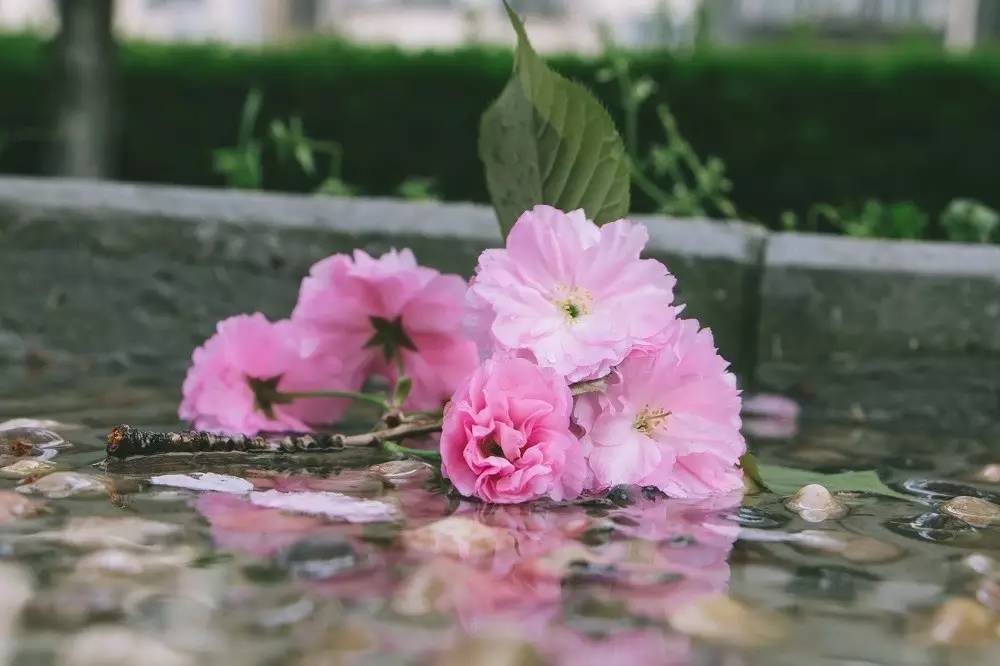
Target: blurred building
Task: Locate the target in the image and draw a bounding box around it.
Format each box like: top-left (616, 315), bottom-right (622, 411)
top-left (0, 0), bottom-right (994, 51)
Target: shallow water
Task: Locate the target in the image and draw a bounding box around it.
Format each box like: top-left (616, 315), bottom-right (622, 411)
top-left (1, 368), bottom-right (998, 665)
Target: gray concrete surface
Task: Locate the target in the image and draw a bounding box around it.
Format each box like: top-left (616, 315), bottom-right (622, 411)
top-left (1, 177), bottom-right (998, 430)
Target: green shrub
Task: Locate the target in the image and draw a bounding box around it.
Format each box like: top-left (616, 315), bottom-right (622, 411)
top-left (3, 33), bottom-right (1000, 227)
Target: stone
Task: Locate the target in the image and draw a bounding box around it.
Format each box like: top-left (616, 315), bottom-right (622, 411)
top-left (0, 459), bottom-right (56, 479)
top-left (794, 530), bottom-right (903, 564)
top-left (940, 496), bottom-right (1000, 528)
top-left (784, 484), bottom-right (849, 522)
top-left (668, 594), bottom-right (788, 647)
top-left (925, 597), bottom-right (996, 646)
top-left (402, 516), bottom-right (515, 559)
top-left (15, 471), bottom-right (108, 498)
top-left (276, 535), bottom-right (361, 581)
top-left (75, 547), bottom-right (198, 577)
top-left (33, 516), bottom-right (182, 550)
top-left (58, 627), bottom-right (193, 666)
top-left (369, 459), bottom-right (434, 486)
top-left (0, 490), bottom-right (46, 523)
top-left (973, 464), bottom-right (1000, 484)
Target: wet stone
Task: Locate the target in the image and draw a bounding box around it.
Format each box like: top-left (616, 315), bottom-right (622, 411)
top-left (15, 471), bottom-right (108, 499)
top-left (0, 426), bottom-right (65, 455)
top-left (785, 484), bottom-right (849, 523)
top-left (886, 512), bottom-right (981, 546)
top-left (33, 516), bottom-right (183, 550)
top-left (368, 459), bottom-right (434, 486)
top-left (925, 597), bottom-right (997, 646)
top-left (940, 496), bottom-right (1000, 528)
top-left (58, 626), bottom-right (193, 666)
top-left (900, 479), bottom-right (1000, 504)
top-left (976, 578), bottom-right (1000, 613)
top-left (973, 464), bottom-right (1000, 484)
top-left (727, 506), bottom-right (789, 529)
top-left (0, 458), bottom-right (56, 479)
top-left (402, 516), bottom-right (515, 559)
top-left (0, 490), bottom-right (46, 524)
top-left (668, 594), bottom-right (788, 647)
top-left (277, 535), bottom-right (361, 581)
top-left (794, 530), bottom-right (903, 564)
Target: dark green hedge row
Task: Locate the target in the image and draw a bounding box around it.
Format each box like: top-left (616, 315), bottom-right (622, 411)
top-left (3, 33), bottom-right (1000, 225)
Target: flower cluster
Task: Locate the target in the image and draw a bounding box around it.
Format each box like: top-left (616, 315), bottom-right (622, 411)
top-left (179, 204), bottom-right (744, 503)
top-left (442, 206), bottom-right (745, 502)
top-left (180, 249), bottom-right (478, 433)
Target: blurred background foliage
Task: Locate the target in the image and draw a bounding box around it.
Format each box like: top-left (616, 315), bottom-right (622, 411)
top-left (1, 0), bottom-right (999, 244)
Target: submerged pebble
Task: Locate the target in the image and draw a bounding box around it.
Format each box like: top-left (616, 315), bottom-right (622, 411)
top-left (0, 490), bottom-right (46, 524)
top-left (668, 594), bottom-right (788, 647)
top-left (940, 496), bottom-right (1000, 528)
top-left (925, 597), bottom-right (997, 646)
top-left (34, 516), bottom-right (183, 550)
top-left (973, 464), bottom-right (1000, 484)
top-left (15, 471), bottom-right (108, 499)
top-left (75, 547), bottom-right (198, 577)
top-left (785, 484), bottom-right (849, 522)
top-left (0, 426), bottom-right (65, 453)
top-left (58, 626), bottom-right (193, 666)
top-left (402, 516), bottom-right (515, 559)
top-left (277, 535), bottom-right (362, 581)
top-left (794, 530), bottom-right (903, 563)
top-left (0, 458), bottom-right (56, 479)
top-left (369, 459), bottom-right (434, 485)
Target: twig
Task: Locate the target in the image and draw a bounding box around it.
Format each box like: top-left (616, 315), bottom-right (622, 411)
top-left (105, 420), bottom-right (442, 459)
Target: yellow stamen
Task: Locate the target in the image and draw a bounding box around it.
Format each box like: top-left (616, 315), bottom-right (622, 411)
top-left (633, 406), bottom-right (670, 435)
top-left (553, 285), bottom-right (593, 322)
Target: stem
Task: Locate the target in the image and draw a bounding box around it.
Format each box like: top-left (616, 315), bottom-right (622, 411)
top-left (105, 419), bottom-right (443, 459)
top-left (629, 156), bottom-right (673, 210)
top-left (382, 441), bottom-right (442, 462)
top-left (276, 390), bottom-right (389, 411)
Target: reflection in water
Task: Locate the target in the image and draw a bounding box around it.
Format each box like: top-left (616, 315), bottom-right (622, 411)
top-left (2, 373), bottom-right (1000, 664)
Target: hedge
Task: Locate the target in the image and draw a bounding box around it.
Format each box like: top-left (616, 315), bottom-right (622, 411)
top-left (3, 32), bottom-right (1000, 227)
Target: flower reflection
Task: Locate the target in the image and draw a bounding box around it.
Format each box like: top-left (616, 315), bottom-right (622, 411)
top-left (192, 472), bottom-right (742, 665)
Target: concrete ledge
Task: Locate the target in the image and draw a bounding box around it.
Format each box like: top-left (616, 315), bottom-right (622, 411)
top-left (0, 177), bottom-right (761, 378)
top-left (757, 232), bottom-right (1000, 430)
top-left (1, 177), bottom-right (998, 430)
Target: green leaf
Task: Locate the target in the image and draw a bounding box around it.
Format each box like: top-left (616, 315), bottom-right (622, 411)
top-left (753, 461), bottom-right (913, 502)
top-left (479, 1), bottom-right (630, 237)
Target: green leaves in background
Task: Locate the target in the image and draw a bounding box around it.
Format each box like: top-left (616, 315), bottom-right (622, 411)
top-left (742, 454), bottom-right (912, 501)
top-left (479, 1), bottom-right (630, 237)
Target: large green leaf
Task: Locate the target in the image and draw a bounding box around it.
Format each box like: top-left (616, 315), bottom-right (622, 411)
top-left (479, 2), bottom-right (630, 237)
top-left (742, 454), bottom-right (912, 501)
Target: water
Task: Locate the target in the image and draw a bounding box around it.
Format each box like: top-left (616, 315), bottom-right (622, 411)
top-left (1, 368), bottom-right (998, 665)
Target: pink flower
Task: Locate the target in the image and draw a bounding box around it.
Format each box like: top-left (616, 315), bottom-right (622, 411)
top-left (179, 313), bottom-right (358, 435)
top-left (468, 205), bottom-right (678, 382)
top-left (575, 319), bottom-right (745, 497)
top-left (440, 356), bottom-right (587, 503)
top-left (292, 249), bottom-right (478, 410)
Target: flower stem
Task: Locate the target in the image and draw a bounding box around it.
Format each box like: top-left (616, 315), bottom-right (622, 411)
top-left (382, 440), bottom-right (442, 462)
top-left (276, 389), bottom-right (390, 411)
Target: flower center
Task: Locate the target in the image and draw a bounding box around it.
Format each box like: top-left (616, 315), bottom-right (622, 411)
top-left (480, 438), bottom-right (504, 458)
top-left (633, 406), bottom-right (670, 436)
top-left (552, 285), bottom-right (593, 322)
top-left (364, 315), bottom-right (418, 363)
top-left (247, 375), bottom-right (290, 419)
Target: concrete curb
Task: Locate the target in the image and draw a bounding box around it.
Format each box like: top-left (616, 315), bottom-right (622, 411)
top-left (1, 177), bottom-right (997, 429)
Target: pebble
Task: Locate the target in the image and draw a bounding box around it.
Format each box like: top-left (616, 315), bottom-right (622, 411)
top-left (962, 553), bottom-right (998, 577)
top-left (976, 578), bottom-right (1000, 613)
top-left (58, 627), bottom-right (193, 666)
top-left (0, 490), bottom-right (46, 524)
top-left (925, 597), bottom-right (996, 646)
top-left (0, 426), bottom-right (65, 458)
top-left (369, 459), bottom-right (434, 485)
top-left (436, 637), bottom-right (543, 666)
top-left (668, 594), bottom-right (788, 647)
top-left (277, 535), bottom-right (362, 581)
top-left (0, 563), bottom-right (32, 662)
top-left (402, 516), bottom-right (516, 559)
top-left (794, 530), bottom-right (903, 563)
top-left (973, 464), bottom-right (1000, 484)
top-left (33, 516), bottom-right (183, 550)
top-left (75, 547), bottom-right (198, 577)
top-left (15, 472), bottom-right (108, 499)
top-left (940, 496), bottom-right (1000, 528)
top-left (784, 484), bottom-right (849, 522)
top-left (0, 458), bottom-right (56, 479)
